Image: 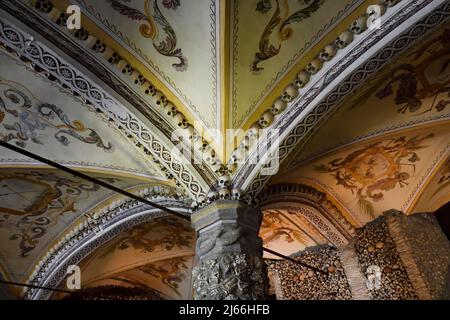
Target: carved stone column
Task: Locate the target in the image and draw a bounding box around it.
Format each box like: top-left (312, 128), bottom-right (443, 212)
top-left (191, 200), bottom-right (269, 300)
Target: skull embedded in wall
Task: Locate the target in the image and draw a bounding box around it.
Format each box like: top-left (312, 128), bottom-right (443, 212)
top-left (350, 16), bottom-right (368, 34)
top-left (108, 52), bottom-right (121, 65)
top-left (239, 136), bottom-right (251, 151)
top-left (219, 188), bottom-right (231, 200)
top-left (141, 81), bottom-right (156, 96)
top-left (306, 59), bottom-right (323, 74)
top-left (231, 188), bottom-right (243, 200)
top-left (271, 98), bottom-right (287, 115)
top-left (56, 12), bottom-right (70, 26)
top-left (164, 102), bottom-right (177, 117)
top-left (197, 195), bottom-right (207, 207)
top-left (207, 190), bottom-right (219, 203)
top-left (366, 4), bottom-right (386, 29)
top-left (131, 71), bottom-right (145, 85)
top-left (281, 84), bottom-right (299, 103)
top-left (35, 0), bottom-right (52, 13)
top-left (203, 148), bottom-right (216, 164)
top-left (84, 35), bottom-right (98, 50)
top-left (294, 70), bottom-right (310, 88)
top-left (211, 160), bottom-right (224, 174)
top-left (74, 28), bottom-right (89, 41)
top-left (218, 175), bottom-right (231, 188)
top-left (173, 112), bottom-right (188, 129)
top-left (117, 60), bottom-right (133, 75)
top-left (335, 30), bottom-right (354, 49)
top-left (92, 40), bottom-right (106, 53)
top-left (247, 122), bottom-right (261, 140)
top-left (153, 91), bottom-right (168, 107)
top-left (259, 111), bottom-right (274, 128)
top-left (319, 44), bottom-right (337, 62)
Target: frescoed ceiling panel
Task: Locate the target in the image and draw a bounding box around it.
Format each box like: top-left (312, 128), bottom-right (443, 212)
top-left (271, 123), bottom-right (450, 226)
top-left (261, 209), bottom-right (328, 258)
top-left (413, 155), bottom-right (450, 214)
top-left (286, 26), bottom-right (450, 169)
top-left (0, 50), bottom-right (166, 180)
top-left (230, 0), bottom-right (361, 129)
top-left (0, 167), bottom-right (171, 284)
top-left (72, 0), bottom-right (220, 130)
top-left (69, 216), bottom-right (195, 299)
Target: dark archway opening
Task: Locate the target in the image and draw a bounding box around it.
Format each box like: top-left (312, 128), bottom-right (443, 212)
top-left (435, 201), bottom-right (450, 241)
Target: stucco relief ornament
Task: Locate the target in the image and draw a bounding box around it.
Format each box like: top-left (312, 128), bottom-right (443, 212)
top-left (107, 0), bottom-right (188, 71)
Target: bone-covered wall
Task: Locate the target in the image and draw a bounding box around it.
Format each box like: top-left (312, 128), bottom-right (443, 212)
top-left (268, 211), bottom-right (450, 300)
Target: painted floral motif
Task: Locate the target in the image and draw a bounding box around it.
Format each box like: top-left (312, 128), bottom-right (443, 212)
top-left (376, 29), bottom-right (450, 114)
top-left (99, 217), bottom-right (194, 257)
top-left (0, 171), bottom-right (118, 257)
top-left (251, 0), bottom-right (324, 73)
top-left (0, 78), bottom-right (113, 151)
top-left (138, 256), bottom-right (189, 296)
top-left (314, 134), bottom-right (434, 217)
top-left (107, 0), bottom-right (187, 71)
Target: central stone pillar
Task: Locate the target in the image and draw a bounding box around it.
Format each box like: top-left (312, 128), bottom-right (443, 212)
top-left (191, 200), bottom-right (268, 300)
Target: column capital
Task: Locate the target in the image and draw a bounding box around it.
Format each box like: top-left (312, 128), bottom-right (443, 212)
top-left (192, 200), bottom-right (263, 262)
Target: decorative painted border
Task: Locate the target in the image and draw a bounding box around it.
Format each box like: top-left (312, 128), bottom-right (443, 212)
top-left (0, 17), bottom-right (210, 198)
top-left (237, 0), bottom-right (449, 201)
top-left (231, 0), bottom-right (362, 128)
top-left (75, 0), bottom-right (219, 130)
top-left (24, 196), bottom-right (190, 300)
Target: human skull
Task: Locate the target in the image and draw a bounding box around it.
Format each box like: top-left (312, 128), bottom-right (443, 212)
top-left (231, 188), bottom-right (243, 200)
top-left (306, 59), bottom-right (323, 74)
top-left (281, 84), bottom-right (299, 102)
top-left (335, 30), bottom-right (354, 49)
top-left (239, 136), bottom-right (251, 151)
top-left (294, 70), bottom-right (310, 88)
top-left (131, 71), bottom-right (145, 85)
top-left (247, 122), bottom-right (261, 140)
top-left (84, 35), bottom-right (97, 50)
top-left (141, 81), bottom-right (156, 96)
top-left (197, 140), bottom-right (210, 153)
top-left (207, 190), bottom-right (219, 203)
top-left (153, 91), bottom-right (168, 107)
top-left (163, 102), bottom-right (177, 117)
top-left (197, 195), bottom-right (206, 207)
top-left (92, 40), bottom-right (106, 53)
top-left (259, 111), bottom-right (274, 128)
top-left (203, 148), bottom-right (216, 164)
top-left (319, 44), bottom-right (337, 62)
top-left (350, 15), bottom-right (368, 34)
top-left (173, 112), bottom-right (188, 129)
top-left (366, 4), bottom-right (386, 29)
top-left (74, 28), bottom-right (89, 41)
top-left (35, 0), bottom-right (52, 13)
top-left (211, 160), bottom-right (224, 174)
top-left (271, 98), bottom-right (287, 115)
top-left (117, 60), bottom-right (133, 75)
top-left (219, 188), bottom-right (231, 200)
top-left (107, 51), bottom-right (121, 65)
top-left (218, 175), bottom-right (231, 188)
top-left (56, 12), bottom-right (70, 26)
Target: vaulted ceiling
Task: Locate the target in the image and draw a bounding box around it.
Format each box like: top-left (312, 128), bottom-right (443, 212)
top-left (0, 0), bottom-right (449, 299)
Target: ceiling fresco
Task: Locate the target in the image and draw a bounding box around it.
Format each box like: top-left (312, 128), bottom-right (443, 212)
top-left (68, 216), bottom-right (195, 299)
top-left (72, 0), bottom-right (220, 130)
top-left (230, 0), bottom-right (361, 129)
top-left (413, 155), bottom-right (450, 213)
top-left (0, 50), bottom-right (167, 180)
top-left (286, 26), bottom-right (450, 169)
top-left (0, 167), bottom-right (164, 286)
top-left (271, 124), bottom-right (450, 226)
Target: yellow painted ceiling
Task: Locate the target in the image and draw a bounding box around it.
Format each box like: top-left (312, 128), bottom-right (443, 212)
top-left (67, 0), bottom-right (367, 160)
